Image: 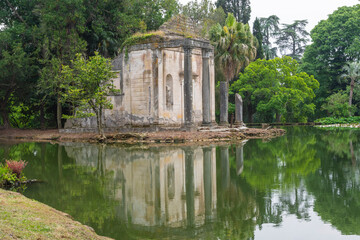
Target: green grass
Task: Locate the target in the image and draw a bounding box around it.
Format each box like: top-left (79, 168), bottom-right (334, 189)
top-left (0, 189), bottom-right (111, 240)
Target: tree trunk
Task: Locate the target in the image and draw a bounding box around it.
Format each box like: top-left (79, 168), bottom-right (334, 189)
top-left (96, 107), bottom-right (105, 139)
top-left (219, 81), bottom-right (229, 125)
top-left (350, 140), bottom-right (356, 167)
top-left (0, 101), bottom-right (11, 129)
top-left (57, 96), bottom-right (62, 129)
top-left (40, 103), bottom-right (45, 129)
top-left (247, 102), bottom-right (253, 123)
top-left (276, 112), bottom-right (281, 123)
top-left (349, 78), bottom-right (355, 116)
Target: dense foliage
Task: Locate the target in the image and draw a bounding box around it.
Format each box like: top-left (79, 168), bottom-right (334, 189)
top-left (302, 5), bottom-right (360, 118)
top-left (231, 56), bottom-right (319, 123)
top-left (315, 116), bottom-right (360, 125)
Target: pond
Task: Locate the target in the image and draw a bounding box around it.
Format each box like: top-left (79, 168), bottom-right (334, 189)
top-left (0, 127), bottom-right (360, 240)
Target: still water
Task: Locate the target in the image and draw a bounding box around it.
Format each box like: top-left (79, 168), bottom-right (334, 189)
top-left (1, 127), bottom-right (360, 240)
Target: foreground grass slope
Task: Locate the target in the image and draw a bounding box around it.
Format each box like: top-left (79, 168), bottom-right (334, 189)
top-left (0, 189), bottom-right (111, 240)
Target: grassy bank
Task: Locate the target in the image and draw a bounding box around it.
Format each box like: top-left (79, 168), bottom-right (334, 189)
top-left (0, 189), bottom-right (111, 240)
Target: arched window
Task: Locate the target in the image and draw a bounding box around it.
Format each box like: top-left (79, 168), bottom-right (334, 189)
top-left (166, 74), bottom-right (173, 110)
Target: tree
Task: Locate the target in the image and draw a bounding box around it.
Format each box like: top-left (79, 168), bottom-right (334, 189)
top-left (301, 5), bottom-right (360, 117)
top-left (215, 0), bottom-right (251, 24)
top-left (341, 61), bottom-right (360, 113)
top-left (321, 91), bottom-right (354, 117)
top-left (231, 56), bottom-right (319, 123)
top-left (252, 18), bottom-right (264, 59)
top-left (182, 1), bottom-right (226, 37)
top-left (0, 42), bottom-right (34, 129)
top-left (276, 20), bottom-right (309, 61)
top-left (259, 15), bottom-right (280, 59)
top-left (60, 53), bottom-right (119, 138)
top-left (210, 13), bottom-right (256, 124)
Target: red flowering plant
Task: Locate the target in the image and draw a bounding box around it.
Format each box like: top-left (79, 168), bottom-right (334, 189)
top-left (6, 160), bottom-right (28, 178)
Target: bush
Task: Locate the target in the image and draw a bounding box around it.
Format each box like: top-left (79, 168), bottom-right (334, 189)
top-left (6, 160), bottom-right (27, 178)
top-left (315, 116), bottom-right (360, 125)
top-left (0, 165), bottom-right (18, 188)
top-left (0, 160), bottom-right (27, 190)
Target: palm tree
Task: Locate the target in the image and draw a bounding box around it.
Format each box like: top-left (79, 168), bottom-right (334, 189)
top-left (209, 13), bottom-right (256, 124)
top-left (341, 61), bottom-right (360, 115)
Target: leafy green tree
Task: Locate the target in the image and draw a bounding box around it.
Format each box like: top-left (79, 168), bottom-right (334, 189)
top-left (341, 61), bottom-right (360, 112)
top-left (210, 13), bottom-right (256, 123)
top-left (321, 91), bottom-right (354, 117)
top-left (231, 56), bottom-right (319, 123)
top-left (259, 15), bottom-right (280, 59)
top-left (182, 0), bottom-right (214, 24)
top-left (302, 5), bottom-right (360, 117)
top-left (36, 0), bottom-right (87, 129)
top-left (60, 53), bottom-right (118, 137)
top-left (0, 43), bottom-right (34, 129)
top-left (182, 1), bottom-right (226, 37)
top-left (132, 0), bottom-right (179, 31)
top-left (215, 0), bottom-right (251, 24)
top-left (276, 20), bottom-right (309, 61)
top-left (252, 17), bottom-right (264, 59)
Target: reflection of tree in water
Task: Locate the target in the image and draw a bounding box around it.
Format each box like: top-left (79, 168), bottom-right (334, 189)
top-left (14, 143), bottom-right (119, 235)
top-left (307, 129), bottom-right (360, 235)
top-left (242, 127), bottom-right (321, 191)
top-left (214, 146), bottom-right (259, 240)
top-left (215, 127), bottom-right (321, 237)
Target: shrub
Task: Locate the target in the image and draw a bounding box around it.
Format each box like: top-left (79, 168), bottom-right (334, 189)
top-left (0, 164), bottom-right (18, 188)
top-left (315, 116), bottom-right (360, 125)
top-left (6, 160), bottom-right (28, 178)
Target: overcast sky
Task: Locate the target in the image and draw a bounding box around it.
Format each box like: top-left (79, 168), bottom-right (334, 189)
top-left (179, 0), bottom-right (359, 34)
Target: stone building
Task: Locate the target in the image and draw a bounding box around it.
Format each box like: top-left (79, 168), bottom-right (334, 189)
top-left (64, 15), bottom-right (215, 131)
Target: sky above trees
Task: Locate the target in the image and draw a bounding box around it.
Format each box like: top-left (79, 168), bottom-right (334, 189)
top-left (179, 0), bottom-right (359, 33)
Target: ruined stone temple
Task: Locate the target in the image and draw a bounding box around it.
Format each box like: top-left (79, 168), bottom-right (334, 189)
top-left (64, 15), bottom-right (215, 131)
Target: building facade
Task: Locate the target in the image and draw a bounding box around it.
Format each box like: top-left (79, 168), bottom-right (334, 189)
top-left (64, 16), bottom-right (215, 131)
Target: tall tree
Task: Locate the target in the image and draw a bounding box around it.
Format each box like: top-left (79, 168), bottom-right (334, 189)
top-left (210, 13), bottom-right (256, 124)
top-left (276, 20), bottom-right (309, 61)
top-left (252, 18), bottom-right (264, 59)
top-left (259, 15), bottom-right (280, 59)
top-left (182, 0), bottom-right (226, 36)
top-left (215, 0), bottom-right (251, 24)
top-left (302, 5), bottom-right (360, 118)
top-left (0, 43), bottom-right (34, 129)
top-left (231, 57), bottom-right (319, 123)
top-left (37, 0), bottom-right (87, 129)
top-left (0, 0), bottom-right (39, 129)
top-left (341, 62), bottom-right (360, 113)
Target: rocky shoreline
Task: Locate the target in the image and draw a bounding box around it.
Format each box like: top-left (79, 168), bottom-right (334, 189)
top-left (0, 127), bottom-right (286, 144)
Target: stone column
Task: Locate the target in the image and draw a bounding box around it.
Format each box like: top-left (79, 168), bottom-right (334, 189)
top-left (184, 147), bottom-right (195, 228)
top-left (203, 147), bottom-right (212, 222)
top-left (202, 49), bottom-right (211, 126)
top-left (219, 81), bottom-right (228, 126)
top-left (236, 144), bottom-right (244, 175)
top-left (152, 49), bottom-right (160, 125)
top-left (234, 93), bottom-right (243, 125)
top-left (220, 146), bottom-right (230, 190)
top-left (183, 45), bottom-right (194, 129)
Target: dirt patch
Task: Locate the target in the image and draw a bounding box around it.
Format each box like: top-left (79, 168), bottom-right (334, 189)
top-left (0, 189), bottom-right (112, 240)
top-left (0, 127), bottom-right (285, 145)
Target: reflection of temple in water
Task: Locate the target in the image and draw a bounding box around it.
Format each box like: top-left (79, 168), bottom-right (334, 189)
top-left (64, 144), bottom-right (218, 229)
